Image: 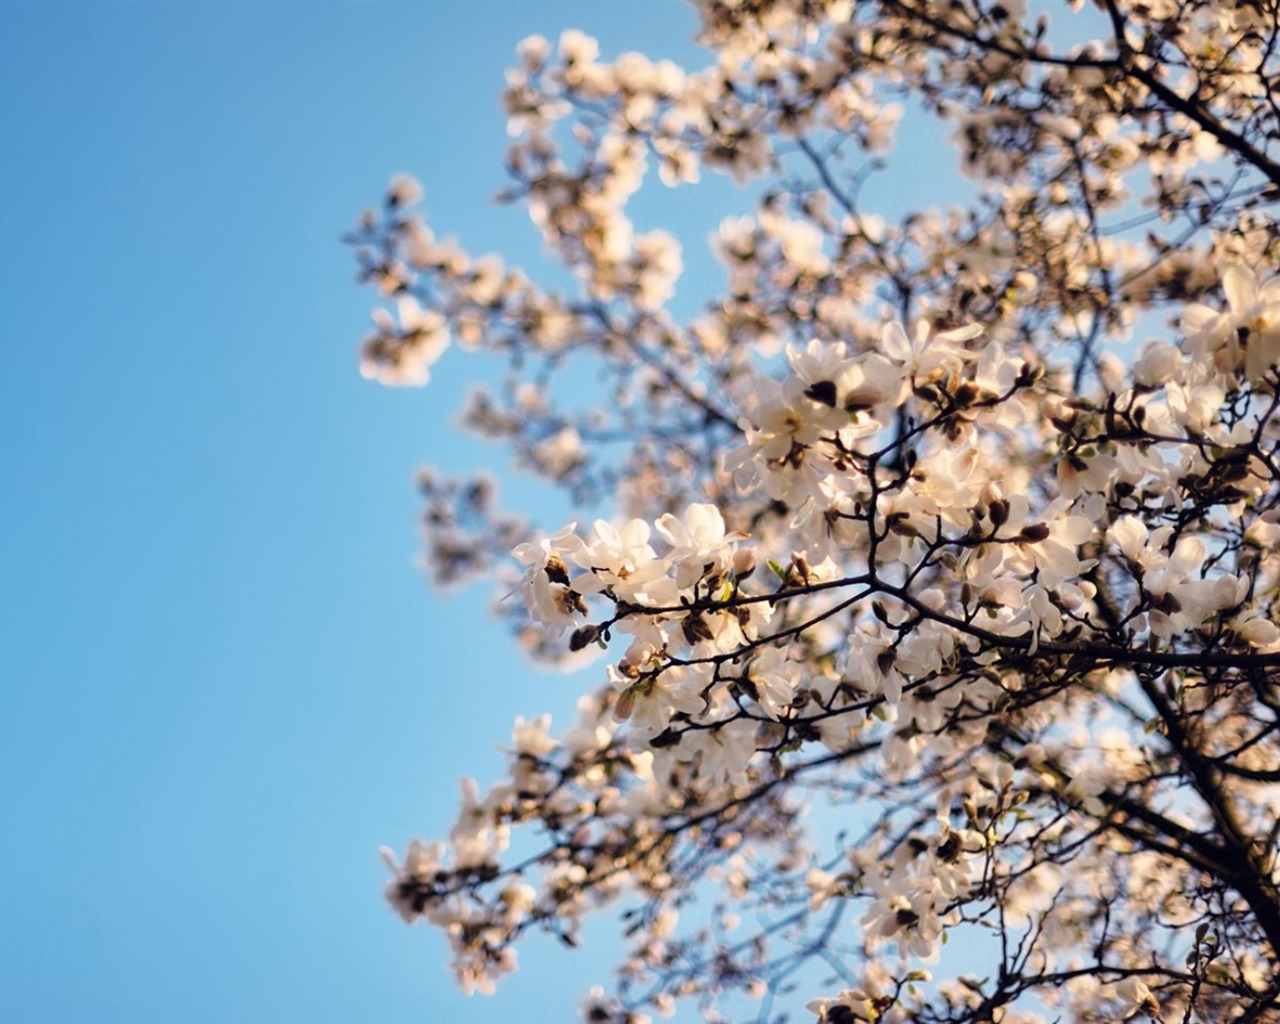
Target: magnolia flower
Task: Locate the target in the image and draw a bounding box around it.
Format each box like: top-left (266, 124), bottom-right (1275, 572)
top-left (726, 379), bottom-right (831, 505)
top-left (571, 518), bottom-right (666, 600)
top-left (497, 882), bottom-right (538, 923)
top-left (515, 34), bottom-right (550, 67)
top-left (844, 631), bottom-right (907, 704)
top-left (1108, 515), bottom-right (1153, 566)
top-left (510, 714), bottom-right (558, 758)
top-left (1164, 379), bottom-right (1223, 434)
top-left (380, 839), bottom-right (446, 924)
top-left (1141, 535), bottom-right (1232, 639)
top-left (880, 319), bottom-right (982, 385)
top-left (765, 214), bottom-right (830, 277)
top-left (863, 880), bottom-right (946, 960)
top-left (745, 380), bottom-right (829, 460)
top-left (806, 963), bottom-right (920, 1024)
top-left (632, 229), bottom-right (682, 309)
top-left (449, 778), bottom-right (509, 867)
top-left (1132, 340), bottom-right (1183, 387)
top-left (742, 646), bottom-right (798, 719)
top-left (387, 173), bottom-right (423, 207)
top-left (1115, 976), bottom-right (1160, 1019)
top-left (558, 28), bottom-right (599, 64)
top-left (995, 496), bottom-right (1095, 589)
top-left (1057, 448), bottom-right (1119, 501)
top-left (512, 524), bottom-right (584, 634)
top-left (677, 717), bottom-right (758, 788)
top-left (1181, 265), bottom-right (1280, 382)
top-left (805, 867), bottom-right (844, 910)
top-left (842, 352), bottom-right (904, 413)
top-left (787, 338), bottom-right (851, 392)
top-left (363, 295), bottom-right (449, 386)
top-left (1232, 609), bottom-right (1280, 649)
top-left (655, 503), bottom-right (743, 589)
top-left (610, 663), bottom-right (706, 736)
top-left (532, 427), bottom-right (586, 478)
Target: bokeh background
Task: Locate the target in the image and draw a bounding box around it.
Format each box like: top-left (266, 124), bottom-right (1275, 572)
top-left (0, 4), bottom-right (960, 1022)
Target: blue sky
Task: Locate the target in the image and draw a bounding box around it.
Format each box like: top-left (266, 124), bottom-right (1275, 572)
top-left (0, 4), bottom-right (978, 1023)
top-left (0, 4), bottom-right (713, 1022)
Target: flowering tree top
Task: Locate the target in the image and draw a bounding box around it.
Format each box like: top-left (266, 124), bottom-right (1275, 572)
top-left (349, 2), bottom-right (1280, 1020)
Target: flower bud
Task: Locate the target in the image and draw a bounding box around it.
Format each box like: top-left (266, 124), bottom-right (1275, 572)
top-left (1019, 523), bottom-right (1051, 543)
top-left (732, 547), bottom-right (758, 580)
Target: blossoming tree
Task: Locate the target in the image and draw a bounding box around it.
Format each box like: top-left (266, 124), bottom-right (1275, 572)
top-left (349, 1), bottom-right (1280, 1020)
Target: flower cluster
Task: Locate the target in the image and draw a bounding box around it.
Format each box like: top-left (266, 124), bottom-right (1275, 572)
top-left (354, 2), bottom-right (1280, 1021)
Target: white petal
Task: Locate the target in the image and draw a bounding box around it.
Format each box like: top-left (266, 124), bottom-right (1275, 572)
top-left (1224, 265), bottom-right (1256, 315)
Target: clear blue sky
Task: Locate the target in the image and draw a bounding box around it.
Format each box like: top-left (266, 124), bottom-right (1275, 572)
top-left (0, 4), bottom-right (970, 1022)
top-left (0, 4), bottom-right (711, 1022)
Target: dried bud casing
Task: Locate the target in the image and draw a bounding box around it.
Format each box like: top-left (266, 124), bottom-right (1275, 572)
top-left (803, 380), bottom-right (839, 407)
top-left (1019, 523), bottom-right (1051, 543)
top-left (569, 624), bottom-right (601, 651)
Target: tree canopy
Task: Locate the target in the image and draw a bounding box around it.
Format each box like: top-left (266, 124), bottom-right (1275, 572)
top-left (349, 2), bottom-right (1280, 1020)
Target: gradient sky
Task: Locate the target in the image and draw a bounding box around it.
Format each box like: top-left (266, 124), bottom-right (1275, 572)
top-left (0, 5), bottom-right (704, 1022)
top-left (0, 4), bottom-right (969, 1023)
